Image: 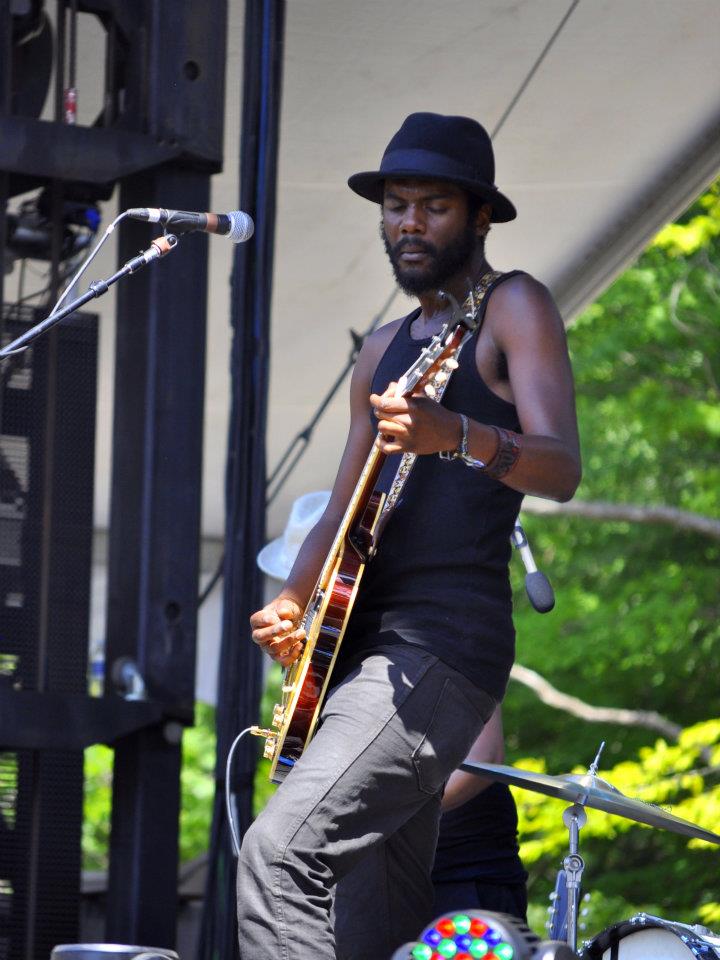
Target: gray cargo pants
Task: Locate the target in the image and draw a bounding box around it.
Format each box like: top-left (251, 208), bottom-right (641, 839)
top-left (236, 644), bottom-right (496, 960)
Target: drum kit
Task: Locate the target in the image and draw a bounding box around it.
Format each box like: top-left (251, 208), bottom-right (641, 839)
top-left (462, 743), bottom-right (720, 958)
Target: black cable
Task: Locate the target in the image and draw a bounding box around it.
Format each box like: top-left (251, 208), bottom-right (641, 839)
top-left (198, 4), bottom-right (285, 957)
top-left (197, 556), bottom-right (224, 608)
top-left (196, 287), bottom-right (398, 608)
top-left (68, 0), bottom-right (78, 92)
top-left (265, 287), bottom-right (398, 505)
top-left (491, 0), bottom-right (581, 139)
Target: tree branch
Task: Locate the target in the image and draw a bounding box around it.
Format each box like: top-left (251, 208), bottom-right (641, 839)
top-left (702, 353), bottom-right (720, 397)
top-left (523, 497), bottom-right (720, 540)
top-left (510, 663), bottom-right (682, 741)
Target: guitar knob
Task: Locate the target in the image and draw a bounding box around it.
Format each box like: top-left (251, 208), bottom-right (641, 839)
top-left (263, 737), bottom-right (276, 760)
top-left (443, 358), bottom-right (459, 370)
top-left (424, 384), bottom-right (437, 398)
top-left (434, 371), bottom-right (448, 384)
top-left (272, 705), bottom-right (285, 728)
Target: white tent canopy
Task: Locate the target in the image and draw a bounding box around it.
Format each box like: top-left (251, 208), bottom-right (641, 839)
top-left (22, 0), bottom-right (717, 701)
top-left (210, 0), bottom-right (720, 542)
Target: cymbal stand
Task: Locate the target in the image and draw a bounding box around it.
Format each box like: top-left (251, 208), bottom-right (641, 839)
top-left (561, 801), bottom-right (587, 953)
top-left (561, 741), bottom-right (605, 952)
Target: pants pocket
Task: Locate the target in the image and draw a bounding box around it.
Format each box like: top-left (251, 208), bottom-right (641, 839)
top-left (411, 675), bottom-right (493, 796)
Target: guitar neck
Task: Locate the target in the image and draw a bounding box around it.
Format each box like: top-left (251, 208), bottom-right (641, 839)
top-left (310, 323), bottom-right (478, 603)
top-left (305, 281), bottom-right (499, 613)
top-left (312, 436), bottom-right (385, 598)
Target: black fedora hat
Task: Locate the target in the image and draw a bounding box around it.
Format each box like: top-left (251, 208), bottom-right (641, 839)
top-left (348, 112), bottom-right (516, 223)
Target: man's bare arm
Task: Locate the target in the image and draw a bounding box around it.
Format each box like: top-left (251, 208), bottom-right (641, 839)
top-left (441, 705), bottom-right (505, 812)
top-left (472, 274), bottom-right (581, 501)
top-left (250, 323), bottom-right (398, 665)
top-left (372, 275), bottom-right (581, 502)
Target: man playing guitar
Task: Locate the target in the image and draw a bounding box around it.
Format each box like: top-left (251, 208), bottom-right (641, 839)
top-left (240, 112), bottom-right (581, 959)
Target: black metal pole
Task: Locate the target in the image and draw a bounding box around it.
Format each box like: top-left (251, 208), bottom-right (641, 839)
top-left (198, 2), bottom-right (286, 957)
top-left (0, 0), bottom-right (11, 316)
top-left (104, 168), bottom-right (209, 948)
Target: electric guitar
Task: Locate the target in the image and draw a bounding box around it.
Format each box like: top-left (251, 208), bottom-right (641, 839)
top-left (252, 274), bottom-right (501, 783)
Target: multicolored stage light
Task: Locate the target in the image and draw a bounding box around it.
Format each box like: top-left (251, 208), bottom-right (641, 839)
top-left (411, 912), bottom-right (519, 960)
top-left (391, 909), bottom-right (575, 960)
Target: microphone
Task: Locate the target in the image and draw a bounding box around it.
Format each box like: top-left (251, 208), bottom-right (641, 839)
top-left (126, 207), bottom-right (255, 243)
top-left (511, 519), bottom-right (555, 613)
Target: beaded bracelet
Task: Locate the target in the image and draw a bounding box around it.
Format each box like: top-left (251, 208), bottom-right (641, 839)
top-left (437, 413), bottom-right (488, 470)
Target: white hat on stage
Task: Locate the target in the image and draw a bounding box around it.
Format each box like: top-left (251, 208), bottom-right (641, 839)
top-left (257, 490), bottom-right (331, 581)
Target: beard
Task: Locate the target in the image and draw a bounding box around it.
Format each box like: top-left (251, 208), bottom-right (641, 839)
top-left (381, 221), bottom-right (480, 296)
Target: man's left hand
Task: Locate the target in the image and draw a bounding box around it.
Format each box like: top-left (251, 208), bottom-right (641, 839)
top-left (370, 381), bottom-right (461, 455)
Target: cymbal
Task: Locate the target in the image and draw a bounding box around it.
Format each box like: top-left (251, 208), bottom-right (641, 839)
top-left (460, 761), bottom-right (720, 845)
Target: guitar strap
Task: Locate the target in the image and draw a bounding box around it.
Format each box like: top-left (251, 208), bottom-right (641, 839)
top-left (379, 270), bottom-right (504, 520)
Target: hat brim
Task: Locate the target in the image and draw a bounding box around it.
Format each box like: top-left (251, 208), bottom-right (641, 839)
top-left (257, 538), bottom-right (289, 581)
top-left (347, 170), bottom-right (516, 223)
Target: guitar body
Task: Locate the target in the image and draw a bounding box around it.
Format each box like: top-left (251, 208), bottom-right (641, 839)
top-left (267, 491), bottom-right (384, 784)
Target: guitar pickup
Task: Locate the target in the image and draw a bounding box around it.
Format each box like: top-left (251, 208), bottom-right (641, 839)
top-left (348, 528), bottom-right (373, 563)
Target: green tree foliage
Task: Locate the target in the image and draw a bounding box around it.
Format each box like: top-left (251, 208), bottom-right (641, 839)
top-left (82, 701), bottom-right (218, 871)
top-left (510, 180), bottom-right (720, 936)
top-left (82, 743), bottom-right (113, 871)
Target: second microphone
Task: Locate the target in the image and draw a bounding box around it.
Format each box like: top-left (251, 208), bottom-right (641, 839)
top-left (126, 207), bottom-right (255, 244)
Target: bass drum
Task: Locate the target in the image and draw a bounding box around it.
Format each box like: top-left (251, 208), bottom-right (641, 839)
top-left (582, 914), bottom-right (720, 959)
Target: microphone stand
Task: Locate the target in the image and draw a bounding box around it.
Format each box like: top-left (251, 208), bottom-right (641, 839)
top-left (0, 234), bottom-right (179, 359)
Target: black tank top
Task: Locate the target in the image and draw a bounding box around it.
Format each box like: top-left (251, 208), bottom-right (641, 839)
top-left (342, 272), bottom-right (525, 700)
top-left (432, 783), bottom-right (528, 885)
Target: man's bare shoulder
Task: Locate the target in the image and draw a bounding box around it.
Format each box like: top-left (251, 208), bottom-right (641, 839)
top-left (486, 272), bottom-right (564, 343)
top-left (490, 271), bottom-right (555, 311)
top-left (366, 315), bottom-right (406, 349)
top-left (356, 315), bottom-right (406, 367)
top-left (351, 314), bottom-right (407, 397)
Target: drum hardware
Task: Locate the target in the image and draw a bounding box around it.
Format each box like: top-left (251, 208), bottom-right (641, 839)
top-left (581, 913), bottom-right (720, 958)
top-left (547, 742), bottom-right (602, 953)
top-left (461, 741), bottom-right (720, 953)
top-left (561, 804), bottom-right (586, 954)
top-left (547, 870), bottom-right (591, 941)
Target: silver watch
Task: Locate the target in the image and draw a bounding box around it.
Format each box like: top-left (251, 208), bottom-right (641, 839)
top-left (439, 414), bottom-right (486, 470)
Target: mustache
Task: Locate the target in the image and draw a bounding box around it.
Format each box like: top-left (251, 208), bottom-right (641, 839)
top-left (390, 236), bottom-right (438, 258)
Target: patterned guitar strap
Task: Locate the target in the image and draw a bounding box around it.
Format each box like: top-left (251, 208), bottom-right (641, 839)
top-left (379, 270), bottom-right (503, 521)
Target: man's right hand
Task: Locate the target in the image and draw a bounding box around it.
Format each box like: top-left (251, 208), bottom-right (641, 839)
top-left (250, 596), bottom-right (306, 667)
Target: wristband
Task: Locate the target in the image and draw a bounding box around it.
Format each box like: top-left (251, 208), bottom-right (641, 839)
top-left (483, 425), bottom-right (522, 479)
